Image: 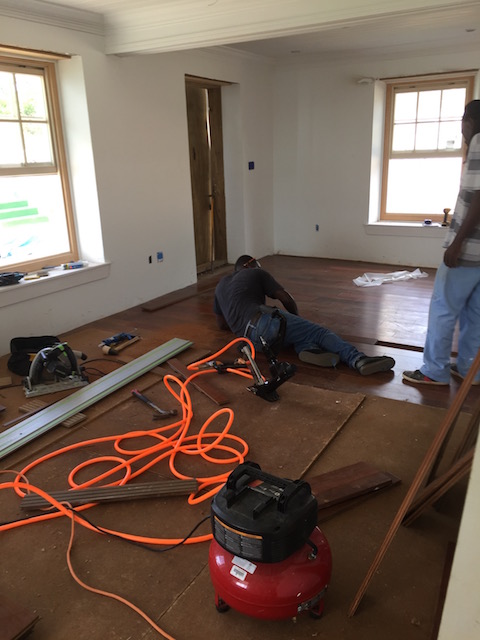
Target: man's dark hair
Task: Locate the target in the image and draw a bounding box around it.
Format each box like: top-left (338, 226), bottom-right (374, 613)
top-left (235, 255), bottom-right (255, 271)
top-left (464, 100), bottom-right (480, 121)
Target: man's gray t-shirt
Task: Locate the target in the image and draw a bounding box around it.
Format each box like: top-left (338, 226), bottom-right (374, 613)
top-left (213, 268), bottom-right (283, 336)
top-left (444, 132), bottom-right (480, 265)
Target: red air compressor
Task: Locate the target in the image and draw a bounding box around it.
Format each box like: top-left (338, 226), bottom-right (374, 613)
top-left (208, 462), bottom-right (332, 620)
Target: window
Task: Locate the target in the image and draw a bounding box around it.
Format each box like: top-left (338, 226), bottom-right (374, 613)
top-left (381, 73), bottom-right (475, 223)
top-left (0, 50), bottom-right (78, 273)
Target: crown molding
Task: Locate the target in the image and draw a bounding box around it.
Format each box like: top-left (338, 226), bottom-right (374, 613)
top-left (0, 0), bottom-right (104, 36)
top-left (102, 0), bottom-right (480, 55)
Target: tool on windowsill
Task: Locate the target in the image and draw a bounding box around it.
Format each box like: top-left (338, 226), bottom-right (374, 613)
top-left (99, 332), bottom-right (141, 355)
top-left (131, 389), bottom-right (178, 419)
top-left (442, 207), bottom-right (451, 227)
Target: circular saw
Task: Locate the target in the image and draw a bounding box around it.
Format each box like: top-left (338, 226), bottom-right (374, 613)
top-left (23, 342), bottom-right (88, 397)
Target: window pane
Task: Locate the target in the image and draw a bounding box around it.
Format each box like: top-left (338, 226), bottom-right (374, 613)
top-left (386, 157), bottom-right (462, 215)
top-left (415, 122), bottom-right (439, 150)
top-left (394, 92), bottom-right (417, 122)
top-left (23, 122), bottom-right (53, 163)
top-left (0, 71), bottom-right (18, 119)
top-left (392, 123), bottom-right (415, 151)
top-left (439, 121), bottom-right (462, 150)
top-left (16, 73), bottom-right (47, 120)
top-left (441, 88), bottom-right (466, 119)
top-left (417, 90), bottom-right (441, 121)
top-left (0, 175), bottom-right (72, 269)
top-left (0, 122), bottom-right (24, 164)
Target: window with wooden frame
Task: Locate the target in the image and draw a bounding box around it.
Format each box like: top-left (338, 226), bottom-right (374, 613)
top-left (0, 48), bottom-right (78, 273)
top-left (381, 72), bottom-right (475, 223)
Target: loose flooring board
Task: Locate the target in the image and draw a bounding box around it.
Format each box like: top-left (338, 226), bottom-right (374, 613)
top-left (0, 594), bottom-right (39, 640)
top-left (0, 375), bottom-right (363, 640)
top-left (308, 461), bottom-right (401, 509)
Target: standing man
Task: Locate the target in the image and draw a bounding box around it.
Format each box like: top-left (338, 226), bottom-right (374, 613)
top-left (403, 99), bottom-right (480, 385)
top-left (214, 255), bottom-right (395, 376)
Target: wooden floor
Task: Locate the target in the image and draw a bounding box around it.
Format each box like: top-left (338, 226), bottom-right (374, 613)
top-left (0, 255), bottom-right (477, 640)
top-left (140, 254), bottom-right (479, 413)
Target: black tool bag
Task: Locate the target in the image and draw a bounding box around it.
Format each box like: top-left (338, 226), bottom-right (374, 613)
top-left (0, 272), bottom-right (24, 286)
top-left (7, 336), bottom-right (60, 376)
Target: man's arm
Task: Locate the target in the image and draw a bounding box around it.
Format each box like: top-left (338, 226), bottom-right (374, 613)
top-left (444, 190), bottom-right (480, 267)
top-left (272, 288), bottom-right (299, 315)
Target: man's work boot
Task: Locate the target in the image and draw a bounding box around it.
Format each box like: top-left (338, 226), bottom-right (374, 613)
top-left (355, 355), bottom-right (395, 376)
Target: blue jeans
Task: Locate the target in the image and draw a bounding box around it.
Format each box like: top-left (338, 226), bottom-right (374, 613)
top-left (244, 309), bottom-right (363, 369)
top-left (421, 262), bottom-right (480, 383)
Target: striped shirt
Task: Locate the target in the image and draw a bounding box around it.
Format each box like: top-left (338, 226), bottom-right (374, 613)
top-left (443, 132), bottom-right (480, 265)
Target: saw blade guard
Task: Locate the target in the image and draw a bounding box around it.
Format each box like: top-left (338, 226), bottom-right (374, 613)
top-left (27, 343), bottom-right (84, 386)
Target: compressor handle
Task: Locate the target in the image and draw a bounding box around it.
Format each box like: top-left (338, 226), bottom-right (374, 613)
top-left (225, 461), bottom-right (312, 514)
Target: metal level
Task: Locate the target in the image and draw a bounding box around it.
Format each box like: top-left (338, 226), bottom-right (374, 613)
top-left (0, 337), bottom-right (192, 461)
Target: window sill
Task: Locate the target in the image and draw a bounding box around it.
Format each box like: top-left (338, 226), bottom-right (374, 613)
top-left (365, 222), bottom-right (447, 238)
top-left (0, 261), bottom-right (111, 309)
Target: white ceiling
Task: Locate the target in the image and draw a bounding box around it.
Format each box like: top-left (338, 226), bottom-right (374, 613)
top-left (2, 0), bottom-right (480, 59)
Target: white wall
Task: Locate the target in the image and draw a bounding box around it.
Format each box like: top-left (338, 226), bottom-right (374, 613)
top-left (0, 18), bottom-right (274, 356)
top-left (0, 14), bottom-right (479, 639)
top-left (2, 16), bottom-right (479, 357)
top-left (273, 49), bottom-right (480, 268)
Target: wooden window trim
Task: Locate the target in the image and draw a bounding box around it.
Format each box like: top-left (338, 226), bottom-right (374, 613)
top-left (380, 72), bottom-right (475, 223)
top-left (0, 52), bottom-right (78, 272)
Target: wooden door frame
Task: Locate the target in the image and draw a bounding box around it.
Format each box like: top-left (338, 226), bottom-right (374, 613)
top-left (185, 75), bottom-right (230, 274)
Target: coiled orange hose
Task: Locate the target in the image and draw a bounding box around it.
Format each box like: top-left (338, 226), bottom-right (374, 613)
top-left (0, 337), bottom-right (260, 638)
top-left (1, 337), bottom-right (256, 543)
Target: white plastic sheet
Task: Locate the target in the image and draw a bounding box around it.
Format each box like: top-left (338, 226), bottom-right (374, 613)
top-left (353, 268), bottom-right (428, 287)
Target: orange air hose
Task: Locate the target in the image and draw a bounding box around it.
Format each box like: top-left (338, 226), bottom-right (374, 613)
top-left (0, 337), bottom-right (261, 640)
top-left (1, 337), bottom-right (256, 542)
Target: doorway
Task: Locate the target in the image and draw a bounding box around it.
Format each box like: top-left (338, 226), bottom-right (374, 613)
top-left (185, 76), bottom-right (228, 274)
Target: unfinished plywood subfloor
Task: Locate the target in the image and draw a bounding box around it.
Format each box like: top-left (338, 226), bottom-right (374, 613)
top-left (0, 372), bottom-right (363, 640)
top-left (160, 396), bottom-right (469, 640)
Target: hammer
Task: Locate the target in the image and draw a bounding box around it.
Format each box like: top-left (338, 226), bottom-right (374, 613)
top-left (102, 335), bottom-right (141, 355)
top-left (131, 389), bottom-right (178, 419)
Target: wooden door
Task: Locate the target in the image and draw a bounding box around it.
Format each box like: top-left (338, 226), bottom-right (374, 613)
top-left (185, 79), bottom-right (227, 274)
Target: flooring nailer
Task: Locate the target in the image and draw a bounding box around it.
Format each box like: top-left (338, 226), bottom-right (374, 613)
top-left (23, 342), bottom-right (89, 397)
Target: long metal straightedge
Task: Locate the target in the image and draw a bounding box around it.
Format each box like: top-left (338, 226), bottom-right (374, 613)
top-left (0, 338), bottom-right (192, 462)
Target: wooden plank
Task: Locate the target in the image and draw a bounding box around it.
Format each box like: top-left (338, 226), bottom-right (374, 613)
top-left (348, 346), bottom-right (480, 617)
top-left (402, 450), bottom-right (473, 526)
top-left (316, 481), bottom-right (400, 523)
top-left (2, 400), bottom-right (86, 430)
top-left (21, 478), bottom-right (199, 510)
top-left (0, 376), bottom-right (12, 388)
top-left (0, 594), bottom-right (39, 640)
top-left (142, 284), bottom-right (198, 312)
top-left (308, 462), bottom-right (400, 509)
top-left (168, 357), bottom-right (229, 406)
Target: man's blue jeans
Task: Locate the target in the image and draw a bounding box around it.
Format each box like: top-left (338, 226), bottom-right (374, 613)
top-left (421, 262), bottom-right (480, 383)
top-left (244, 309), bottom-right (363, 369)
